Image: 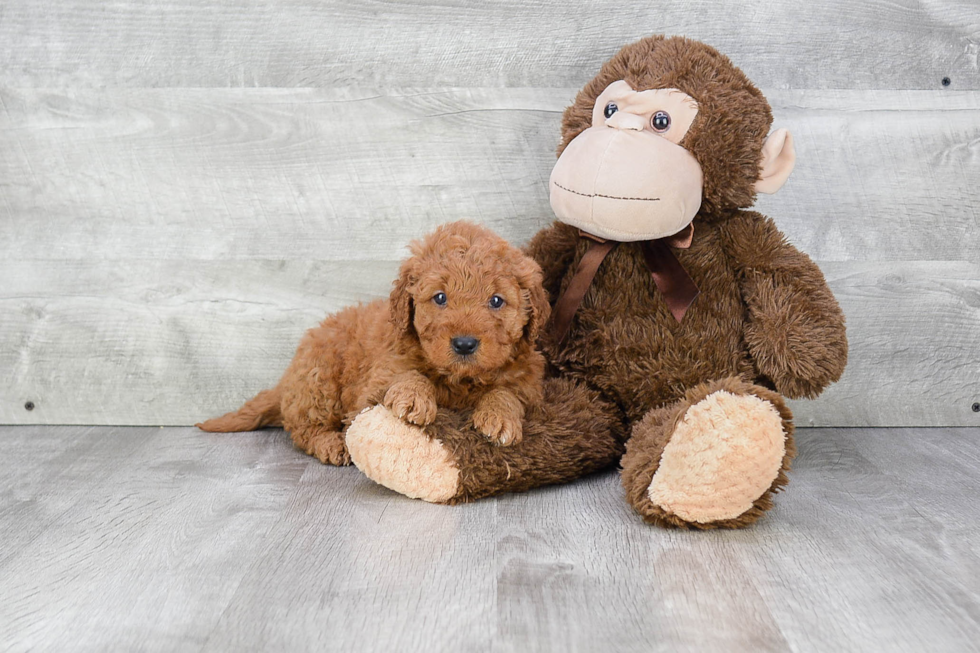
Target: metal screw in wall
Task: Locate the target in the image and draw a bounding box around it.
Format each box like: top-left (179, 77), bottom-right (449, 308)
top-left (25, 401), bottom-right (35, 411)
top-left (942, 77), bottom-right (951, 87)
top-left (973, 402), bottom-right (980, 413)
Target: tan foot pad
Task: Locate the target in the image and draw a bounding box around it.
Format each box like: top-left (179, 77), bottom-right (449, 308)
top-left (346, 405), bottom-right (460, 503)
top-left (648, 391), bottom-right (786, 523)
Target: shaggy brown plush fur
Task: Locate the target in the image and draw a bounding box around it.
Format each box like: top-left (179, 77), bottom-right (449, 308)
top-left (426, 377), bottom-right (628, 503)
top-left (198, 220), bottom-right (551, 462)
top-left (531, 214), bottom-right (848, 418)
top-left (524, 36), bottom-right (846, 527)
top-left (347, 35), bottom-right (848, 529)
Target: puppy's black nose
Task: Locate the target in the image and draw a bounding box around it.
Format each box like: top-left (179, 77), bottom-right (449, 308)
top-left (451, 336), bottom-right (480, 356)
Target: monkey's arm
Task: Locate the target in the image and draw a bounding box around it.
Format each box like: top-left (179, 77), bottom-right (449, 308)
top-left (523, 221), bottom-right (581, 304)
top-left (719, 211), bottom-right (848, 399)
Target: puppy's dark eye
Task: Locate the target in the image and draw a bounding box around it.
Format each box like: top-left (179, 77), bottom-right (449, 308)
top-left (603, 102), bottom-right (618, 119)
top-left (433, 292), bottom-right (447, 306)
top-left (651, 111), bottom-right (671, 132)
top-left (488, 295), bottom-right (505, 310)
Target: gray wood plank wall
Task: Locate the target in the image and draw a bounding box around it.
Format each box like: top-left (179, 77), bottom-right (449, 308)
top-left (1, 1), bottom-right (978, 426)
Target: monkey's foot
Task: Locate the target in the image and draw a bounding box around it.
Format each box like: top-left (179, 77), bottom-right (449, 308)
top-left (346, 406), bottom-right (460, 503)
top-left (622, 377), bottom-right (795, 529)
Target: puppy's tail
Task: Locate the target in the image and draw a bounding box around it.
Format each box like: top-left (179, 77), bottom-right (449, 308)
top-left (196, 387), bottom-right (283, 432)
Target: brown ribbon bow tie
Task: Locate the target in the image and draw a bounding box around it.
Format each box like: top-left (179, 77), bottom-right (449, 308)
top-left (551, 224), bottom-right (700, 344)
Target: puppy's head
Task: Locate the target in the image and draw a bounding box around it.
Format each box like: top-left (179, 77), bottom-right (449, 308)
top-left (389, 221), bottom-right (550, 379)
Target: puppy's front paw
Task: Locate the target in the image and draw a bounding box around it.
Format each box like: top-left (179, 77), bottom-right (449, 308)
top-left (473, 408), bottom-right (523, 447)
top-left (384, 382), bottom-right (437, 426)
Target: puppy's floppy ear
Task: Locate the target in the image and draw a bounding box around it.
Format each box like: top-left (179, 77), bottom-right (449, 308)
top-left (515, 255), bottom-right (552, 343)
top-left (389, 254), bottom-right (419, 337)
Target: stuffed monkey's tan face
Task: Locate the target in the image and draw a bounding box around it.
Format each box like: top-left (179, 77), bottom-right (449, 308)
top-left (550, 80), bottom-right (704, 242)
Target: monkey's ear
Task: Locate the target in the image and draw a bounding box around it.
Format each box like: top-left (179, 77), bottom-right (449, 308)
top-left (755, 128), bottom-right (796, 194)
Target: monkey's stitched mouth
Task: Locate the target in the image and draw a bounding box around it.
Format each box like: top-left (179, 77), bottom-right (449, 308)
top-left (553, 181), bottom-right (660, 202)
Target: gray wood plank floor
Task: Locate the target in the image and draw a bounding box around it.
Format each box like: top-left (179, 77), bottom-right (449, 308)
top-left (1, 426), bottom-right (978, 652)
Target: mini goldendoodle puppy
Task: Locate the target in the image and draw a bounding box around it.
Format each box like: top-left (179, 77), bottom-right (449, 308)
top-left (198, 221), bottom-right (550, 465)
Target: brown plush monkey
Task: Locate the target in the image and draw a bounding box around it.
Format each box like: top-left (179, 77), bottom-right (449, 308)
top-left (345, 35), bottom-right (847, 529)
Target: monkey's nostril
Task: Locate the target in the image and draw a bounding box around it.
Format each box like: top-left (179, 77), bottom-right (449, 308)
top-left (451, 336), bottom-right (480, 356)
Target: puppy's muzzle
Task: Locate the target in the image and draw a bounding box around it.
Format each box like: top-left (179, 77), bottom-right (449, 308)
top-left (451, 336), bottom-right (480, 357)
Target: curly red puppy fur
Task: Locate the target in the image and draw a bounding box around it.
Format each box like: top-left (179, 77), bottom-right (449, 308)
top-left (197, 221), bottom-right (551, 465)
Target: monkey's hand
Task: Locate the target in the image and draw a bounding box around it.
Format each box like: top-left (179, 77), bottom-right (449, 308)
top-left (722, 212), bottom-right (848, 399)
top-left (383, 372), bottom-right (438, 426)
top-left (472, 388), bottom-right (525, 446)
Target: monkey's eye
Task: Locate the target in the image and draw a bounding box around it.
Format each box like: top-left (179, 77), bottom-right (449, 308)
top-left (603, 102), bottom-right (618, 119)
top-left (433, 292), bottom-right (447, 306)
top-left (488, 295), bottom-right (505, 310)
top-left (651, 111), bottom-right (671, 132)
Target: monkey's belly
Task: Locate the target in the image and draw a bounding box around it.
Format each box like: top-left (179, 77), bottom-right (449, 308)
top-left (556, 313), bottom-right (754, 422)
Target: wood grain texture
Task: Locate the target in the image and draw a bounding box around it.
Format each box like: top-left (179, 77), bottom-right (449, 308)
top-left (2, 87), bottom-right (978, 262)
top-left (0, 259), bottom-right (398, 424)
top-left (0, 426), bottom-right (147, 568)
top-left (0, 426), bottom-right (310, 652)
top-left (0, 86), bottom-right (562, 261)
top-left (2, 13), bottom-right (979, 428)
top-left (2, 88), bottom-right (978, 425)
top-left (2, 258), bottom-right (977, 427)
top-left (736, 427), bottom-right (980, 651)
top-left (200, 458), bottom-right (497, 652)
top-left (0, 425), bottom-right (978, 652)
top-left (789, 261), bottom-right (980, 428)
top-left (1, 0), bottom-right (978, 89)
